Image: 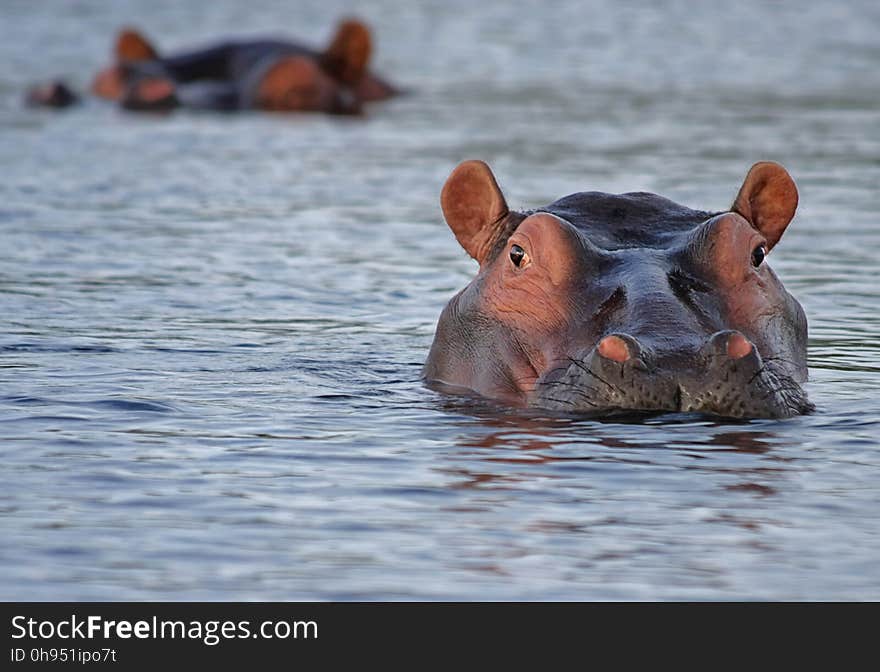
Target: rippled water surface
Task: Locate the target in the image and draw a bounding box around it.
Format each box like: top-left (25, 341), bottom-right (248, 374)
top-left (1, 0), bottom-right (879, 599)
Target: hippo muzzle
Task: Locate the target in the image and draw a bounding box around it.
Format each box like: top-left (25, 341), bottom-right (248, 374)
top-left (536, 330), bottom-right (811, 419)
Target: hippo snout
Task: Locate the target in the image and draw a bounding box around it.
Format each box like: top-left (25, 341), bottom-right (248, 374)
top-left (677, 330), bottom-right (765, 416)
top-left (536, 330), bottom-right (810, 419)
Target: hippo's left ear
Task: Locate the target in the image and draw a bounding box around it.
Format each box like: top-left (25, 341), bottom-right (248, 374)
top-left (321, 18), bottom-right (372, 85)
top-left (116, 28), bottom-right (159, 62)
top-left (441, 161), bottom-right (511, 264)
top-left (731, 162), bottom-right (798, 251)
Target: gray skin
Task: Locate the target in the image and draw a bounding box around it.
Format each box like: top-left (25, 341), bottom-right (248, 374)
top-left (424, 160), bottom-right (813, 419)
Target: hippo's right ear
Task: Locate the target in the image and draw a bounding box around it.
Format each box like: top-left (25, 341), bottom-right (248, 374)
top-left (115, 28), bottom-right (159, 62)
top-left (321, 18), bottom-right (372, 85)
top-left (731, 162), bottom-right (798, 251)
top-left (441, 161), bottom-right (510, 264)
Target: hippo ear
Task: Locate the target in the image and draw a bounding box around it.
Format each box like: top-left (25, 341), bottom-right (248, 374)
top-left (321, 19), bottom-right (372, 85)
top-left (441, 160), bottom-right (510, 264)
top-left (115, 28), bottom-right (159, 62)
top-left (731, 162), bottom-right (798, 251)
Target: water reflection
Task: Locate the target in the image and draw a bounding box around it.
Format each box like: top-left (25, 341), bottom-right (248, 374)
top-left (431, 397), bottom-right (792, 508)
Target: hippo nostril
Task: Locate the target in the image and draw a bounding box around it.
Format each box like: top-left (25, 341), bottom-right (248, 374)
top-left (726, 332), bottom-right (754, 360)
top-left (703, 330), bottom-right (758, 364)
top-left (597, 335), bottom-right (630, 362)
top-left (596, 333), bottom-right (642, 363)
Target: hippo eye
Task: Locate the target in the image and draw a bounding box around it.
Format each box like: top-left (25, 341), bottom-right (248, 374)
top-left (509, 244), bottom-right (526, 268)
top-left (751, 244), bottom-right (767, 268)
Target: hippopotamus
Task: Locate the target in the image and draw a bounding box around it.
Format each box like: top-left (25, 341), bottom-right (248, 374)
top-left (28, 18), bottom-right (398, 115)
top-left (91, 19), bottom-right (396, 114)
top-left (424, 160), bottom-right (813, 419)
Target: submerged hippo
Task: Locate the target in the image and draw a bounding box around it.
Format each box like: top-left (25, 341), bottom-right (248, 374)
top-left (424, 161), bottom-right (813, 419)
top-left (91, 18), bottom-right (397, 113)
top-left (27, 17), bottom-right (397, 115)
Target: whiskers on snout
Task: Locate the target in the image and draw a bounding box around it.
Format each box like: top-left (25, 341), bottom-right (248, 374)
top-left (534, 331), bottom-right (813, 419)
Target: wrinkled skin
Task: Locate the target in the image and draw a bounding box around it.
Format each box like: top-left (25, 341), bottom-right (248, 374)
top-left (424, 160), bottom-right (813, 419)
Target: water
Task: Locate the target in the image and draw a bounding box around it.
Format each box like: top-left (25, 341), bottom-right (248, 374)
top-left (1, 0), bottom-right (879, 600)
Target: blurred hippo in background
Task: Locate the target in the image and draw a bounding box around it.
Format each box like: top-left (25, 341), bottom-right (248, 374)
top-left (27, 17), bottom-right (399, 115)
top-left (425, 161), bottom-right (813, 419)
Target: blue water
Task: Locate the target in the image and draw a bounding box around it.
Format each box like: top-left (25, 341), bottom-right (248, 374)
top-left (1, 0), bottom-right (879, 599)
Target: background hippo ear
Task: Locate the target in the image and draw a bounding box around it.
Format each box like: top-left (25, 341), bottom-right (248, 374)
top-left (321, 18), bottom-right (373, 85)
top-left (115, 28), bottom-right (159, 62)
top-left (441, 160), bottom-right (510, 264)
top-left (731, 161), bottom-right (798, 251)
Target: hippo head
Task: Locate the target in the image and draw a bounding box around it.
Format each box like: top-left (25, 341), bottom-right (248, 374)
top-left (424, 161), bottom-right (812, 419)
top-left (91, 28), bottom-right (160, 101)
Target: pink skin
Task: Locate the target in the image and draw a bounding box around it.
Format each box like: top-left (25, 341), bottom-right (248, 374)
top-left (91, 65), bottom-right (125, 100)
top-left (254, 56), bottom-right (356, 113)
